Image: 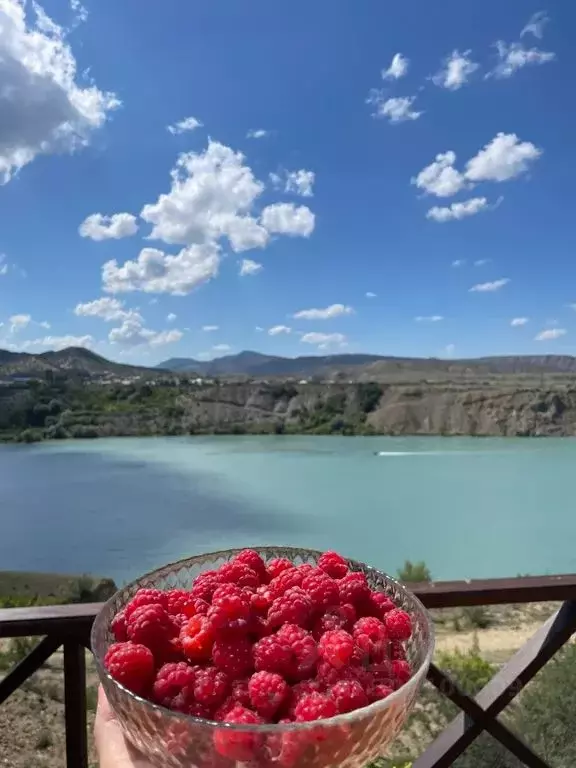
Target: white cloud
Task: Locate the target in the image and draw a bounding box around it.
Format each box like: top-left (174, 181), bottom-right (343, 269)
top-left (452, 259), bottom-right (466, 267)
top-left (167, 313), bottom-right (177, 322)
top-left (367, 92), bottom-right (422, 123)
top-left (444, 343), bottom-right (456, 356)
top-left (16, 334), bottom-right (94, 351)
top-left (432, 50), bottom-right (479, 90)
top-left (0, 254), bottom-right (8, 276)
top-left (488, 41), bottom-right (555, 79)
top-left (74, 297), bottom-right (138, 322)
top-left (0, 0), bottom-right (119, 184)
top-left (469, 278), bottom-right (510, 292)
top-left (294, 304), bottom-right (353, 320)
top-left (412, 151), bottom-right (465, 197)
top-left (535, 328), bottom-right (566, 341)
top-left (427, 197), bottom-right (489, 223)
top-left (39, 321), bottom-right (50, 329)
top-left (255, 326), bottom-right (264, 332)
top-left (465, 133), bottom-right (541, 183)
top-left (239, 259), bottom-right (263, 276)
top-left (9, 313), bottom-right (31, 333)
top-left (511, 317), bottom-right (529, 326)
top-left (246, 129), bottom-right (269, 139)
top-left (365, 292), bottom-right (377, 298)
top-left (521, 11), bottom-right (549, 39)
top-left (382, 53), bottom-right (409, 80)
top-left (108, 314), bottom-right (182, 347)
top-left (415, 315), bottom-right (443, 322)
top-left (79, 213), bottom-right (138, 241)
top-left (474, 259), bottom-right (489, 266)
top-left (167, 116), bottom-right (203, 135)
top-left (212, 343), bottom-right (231, 352)
top-left (103, 244), bottom-right (220, 296)
top-left (301, 332), bottom-right (347, 346)
top-left (202, 325), bottom-right (219, 332)
top-left (285, 169), bottom-right (315, 197)
top-left (260, 203), bottom-right (315, 237)
top-left (268, 325), bottom-right (291, 336)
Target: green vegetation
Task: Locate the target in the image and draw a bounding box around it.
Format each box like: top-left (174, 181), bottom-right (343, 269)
top-left (397, 560), bottom-right (432, 583)
top-left (0, 571), bottom-right (116, 607)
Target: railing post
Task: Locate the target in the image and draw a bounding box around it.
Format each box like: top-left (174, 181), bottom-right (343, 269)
top-left (63, 640), bottom-right (88, 768)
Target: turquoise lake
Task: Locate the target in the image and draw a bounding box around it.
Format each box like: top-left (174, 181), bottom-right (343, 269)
top-left (1, 436), bottom-right (574, 585)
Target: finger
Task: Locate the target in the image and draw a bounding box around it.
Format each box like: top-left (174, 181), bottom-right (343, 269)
top-left (95, 687), bottom-right (151, 768)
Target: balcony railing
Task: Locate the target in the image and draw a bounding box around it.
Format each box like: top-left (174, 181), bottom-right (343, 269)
top-left (2, 573), bottom-right (576, 767)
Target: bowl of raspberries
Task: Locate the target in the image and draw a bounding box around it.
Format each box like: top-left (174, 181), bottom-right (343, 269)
top-left (92, 547), bottom-right (434, 768)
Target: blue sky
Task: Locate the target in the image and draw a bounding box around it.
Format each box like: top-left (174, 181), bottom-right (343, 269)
top-left (0, 0), bottom-right (574, 364)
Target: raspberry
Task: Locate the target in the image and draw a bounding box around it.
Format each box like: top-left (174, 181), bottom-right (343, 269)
top-left (194, 667), bottom-right (230, 709)
top-left (369, 592), bottom-right (396, 618)
top-left (248, 671), bottom-right (290, 718)
top-left (253, 635), bottom-right (293, 676)
top-left (294, 692), bottom-right (337, 722)
top-left (230, 677), bottom-right (251, 708)
top-left (312, 603), bottom-right (356, 640)
top-left (212, 636), bottom-right (253, 679)
top-left (353, 617), bottom-right (388, 662)
top-left (276, 624), bottom-right (318, 680)
top-left (190, 572), bottom-right (222, 602)
top-left (180, 615), bottom-right (215, 661)
top-left (329, 679), bottom-right (369, 714)
top-left (208, 588), bottom-right (250, 634)
top-left (390, 640), bottom-right (407, 660)
top-left (287, 680), bottom-right (322, 716)
top-left (153, 662), bottom-right (197, 709)
top-left (250, 585), bottom-right (273, 616)
top-left (218, 561), bottom-right (260, 589)
top-left (268, 587), bottom-right (312, 629)
top-left (213, 704), bottom-right (264, 761)
top-left (111, 609), bottom-right (128, 642)
top-left (127, 604), bottom-right (177, 655)
top-left (318, 551), bottom-right (349, 579)
top-left (104, 642), bottom-right (155, 697)
top-left (368, 659), bottom-right (393, 683)
top-left (338, 572), bottom-right (371, 606)
top-left (392, 659), bottom-right (411, 687)
top-left (124, 589), bottom-right (166, 620)
top-left (265, 727), bottom-right (307, 768)
top-left (385, 609), bottom-right (412, 640)
top-left (269, 568), bottom-right (304, 599)
top-left (301, 572), bottom-right (340, 613)
top-left (164, 589), bottom-right (198, 619)
top-left (267, 557), bottom-right (295, 580)
top-left (185, 702), bottom-right (212, 719)
top-left (234, 549), bottom-right (268, 583)
top-left (367, 683), bottom-right (394, 703)
top-left (318, 630), bottom-right (355, 669)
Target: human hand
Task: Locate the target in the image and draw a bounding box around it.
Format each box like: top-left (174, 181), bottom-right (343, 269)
top-left (94, 686), bottom-right (154, 768)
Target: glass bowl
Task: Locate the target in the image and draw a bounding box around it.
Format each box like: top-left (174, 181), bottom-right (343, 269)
top-left (92, 547), bottom-right (434, 768)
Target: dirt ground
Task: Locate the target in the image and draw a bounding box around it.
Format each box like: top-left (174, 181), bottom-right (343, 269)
top-left (0, 601), bottom-right (560, 768)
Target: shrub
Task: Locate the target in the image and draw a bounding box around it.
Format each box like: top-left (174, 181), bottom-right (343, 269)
top-left (357, 382), bottom-right (383, 413)
top-left (462, 605), bottom-right (492, 629)
top-left (397, 560), bottom-right (432, 583)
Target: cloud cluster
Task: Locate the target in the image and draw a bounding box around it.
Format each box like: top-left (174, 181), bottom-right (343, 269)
top-left (427, 197), bottom-right (489, 223)
top-left (167, 116), bottom-right (203, 135)
top-left (367, 92), bottom-right (422, 124)
top-left (301, 332), bottom-right (347, 349)
top-left (79, 213), bottom-right (138, 241)
top-left (469, 278), bottom-right (510, 293)
top-left (381, 53), bottom-right (409, 80)
top-left (239, 259), bottom-right (262, 277)
top-left (0, 0), bottom-right (119, 184)
top-left (432, 50), bottom-right (479, 90)
top-left (293, 304), bottom-right (353, 321)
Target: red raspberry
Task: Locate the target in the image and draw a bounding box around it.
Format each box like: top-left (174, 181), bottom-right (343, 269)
top-left (218, 561), bottom-right (260, 589)
top-left (269, 568), bottom-right (304, 599)
top-left (265, 727), bottom-right (308, 768)
top-left (111, 609), bottom-right (128, 642)
top-left (390, 640), bottom-right (407, 660)
top-left (276, 624), bottom-right (318, 680)
top-left (267, 557), bottom-right (295, 580)
top-left (329, 679), bottom-right (369, 714)
top-left (213, 704), bottom-right (264, 761)
top-left (353, 616), bottom-right (388, 662)
top-left (368, 659), bottom-right (393, 683)
top-left (250, 585), bottom-right (273, 616)
top-left (104, 642), bottom-right (154, 697)
top-left (253, 635), bottom-right (293, 676)
top-left (318, 630), bottom-right (355, 669)
top-left (294, 692), bottom-right (337, 722)
top-left (268, 587), bottom-right (312, 629)
top-left (287, 680), bottom-right (322, 716)
top-left (312, 603), bottom-right (356, 640)
top-left (367, 683), bottom-right (394, 703)
top-left (230, 678), bottom-right (251, 708)
top-left (214, 697), bottom-right (238, 722)
top-left (208, 588), bottom-right (250, 634)
top-left (233, 549), bottom-right (268, 583)
top-left (164, 589), bottom-right (198, 619)
top-left (392, 659), bottom-right (411, 687)
top-left (385, 609), bottom-right (412, 640)
top-left (338, 572), bottom-right (371, 606)
top-left (127, 604), bottom-right (177, 654)
top-left (185, 702), bottom-right (212, 719)
top-left (248, 671), bottom-right (290, 718)
top-left (190, 572), bottom-right (222, 602)
top-left (180, 615), bottom-right (215, 661)
top-left (302, 572), bottom-right (340, 613)
top-left (194, 667), bottom-right (230, 709)
top-left (124, 589), bottom-right (166, 620)
top-left (153, 662), bottom-right (197, 709)
top-left (212, 636), bottom-right (253, 679)
top-left (318, 551), bottom-right (349, 579)
top-left (369, 592), bottom-right (396, 618)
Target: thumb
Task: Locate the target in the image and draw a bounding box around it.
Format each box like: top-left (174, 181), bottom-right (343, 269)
top-left (94, 687), bottom-right (153, 768)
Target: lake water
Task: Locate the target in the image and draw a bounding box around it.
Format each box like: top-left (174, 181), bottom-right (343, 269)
top-left (1, 436), bottom-right (574, 585)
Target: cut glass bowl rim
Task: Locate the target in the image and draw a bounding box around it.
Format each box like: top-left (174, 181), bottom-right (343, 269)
top-left (91, 546), bottom-right (435, 734)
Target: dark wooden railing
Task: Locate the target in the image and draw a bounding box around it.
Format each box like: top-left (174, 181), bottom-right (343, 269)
top-left (2, 574), bottom-right (576, 767)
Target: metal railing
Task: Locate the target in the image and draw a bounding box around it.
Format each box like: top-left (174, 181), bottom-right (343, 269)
top-left (2, 573), bottom-right (576, 767)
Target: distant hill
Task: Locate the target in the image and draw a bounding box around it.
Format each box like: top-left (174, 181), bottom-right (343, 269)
top-left (0, 346), bottom-right (162, 379)
top-left (157, 350), bottom-right (576, 378)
